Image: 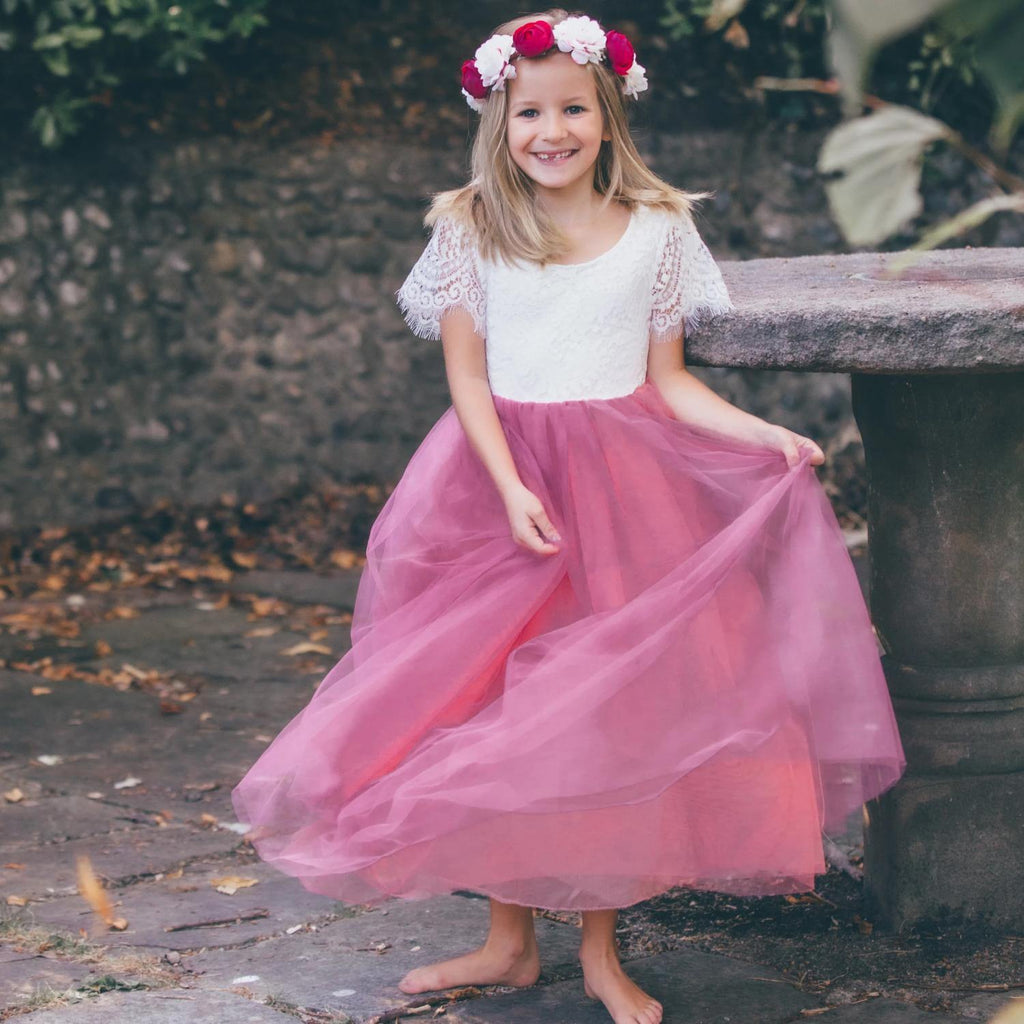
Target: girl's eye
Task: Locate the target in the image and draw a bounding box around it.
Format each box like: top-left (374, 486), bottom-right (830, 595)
top-left (515, 105), bottom-right (586, 118)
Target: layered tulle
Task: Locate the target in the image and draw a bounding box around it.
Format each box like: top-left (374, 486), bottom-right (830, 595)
top-left (231, 379), bottom-right (906, 911)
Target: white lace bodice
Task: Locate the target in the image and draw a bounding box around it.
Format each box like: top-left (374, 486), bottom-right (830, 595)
top-left (396, 204), bottom-right (733, 402)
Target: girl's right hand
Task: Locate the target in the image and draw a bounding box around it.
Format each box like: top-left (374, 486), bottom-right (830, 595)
top-left (501, 482), bottom-right (562, 556)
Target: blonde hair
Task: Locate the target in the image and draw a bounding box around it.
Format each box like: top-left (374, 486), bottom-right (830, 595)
top-left (424, 8), bottom-right (707, 265)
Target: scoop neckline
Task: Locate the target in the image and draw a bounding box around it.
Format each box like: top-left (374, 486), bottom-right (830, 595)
top-left (544, 205), bottom-right (638, 269)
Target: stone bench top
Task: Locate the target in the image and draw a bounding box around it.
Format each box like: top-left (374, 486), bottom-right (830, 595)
top-left (689, 247), bottom-right (1024, 373)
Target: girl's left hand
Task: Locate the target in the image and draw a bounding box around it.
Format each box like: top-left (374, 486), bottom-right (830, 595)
top-left (758, 423), bottom-right (826, 468)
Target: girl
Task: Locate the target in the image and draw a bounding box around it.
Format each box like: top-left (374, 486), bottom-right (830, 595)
top-left (232, 10), bottom-right (906, 1024)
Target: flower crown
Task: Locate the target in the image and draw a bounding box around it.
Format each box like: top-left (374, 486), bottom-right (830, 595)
top-left (460, 15), bottom-right (648, 112)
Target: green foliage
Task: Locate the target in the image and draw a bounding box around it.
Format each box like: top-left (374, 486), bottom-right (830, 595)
top-left (1, 0), bottom-right (269, 148)
top-left (821, 0), bottom-right (1024, 247)
top-left (659, 0), bottom-right (981, 122)
top-left (666, 0), bottom-right (1023, 247)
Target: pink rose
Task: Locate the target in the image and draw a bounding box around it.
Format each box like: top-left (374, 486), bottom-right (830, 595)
top-left (513, 20), bottom-right (555, 58)
top-left (461, 59), bottom-right (488, 100)
top-left (605, 31), bottom-right (635, 75)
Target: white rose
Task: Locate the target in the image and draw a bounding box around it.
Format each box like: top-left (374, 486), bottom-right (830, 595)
top-left (462, 89), bottom-right (485, 112)
top-left (622, 60), bottom-right (648, 99)
top-left (552, 15), bottom-right (607, 65)
top-left (474, 33), bottom-right (517, 90)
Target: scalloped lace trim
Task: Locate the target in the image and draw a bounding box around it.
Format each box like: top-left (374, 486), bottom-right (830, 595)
top-left (396, 217), bottom-right (487, 340)
top-left (649, 216), bottom-right (734, 344)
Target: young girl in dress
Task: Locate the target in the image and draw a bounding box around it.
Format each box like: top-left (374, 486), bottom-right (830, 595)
top-left (233, 10), bottom-right (906, 1024)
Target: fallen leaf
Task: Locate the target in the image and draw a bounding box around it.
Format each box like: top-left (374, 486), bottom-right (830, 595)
top-left (853, 913), bottom-right (874, 935)
top-left (211, 875), bottom-right (259, 895)
top-left (31, 686), bottom-right (52, 696)
top-left (231, 551), bottom-right (258, 569)
top-left (6, 895), bottom-right (27, 906)
top-left (36, 754), bottom-right (63, 766)
top-left (113, 776), bottom-right (142, 790)
top-left (94, 640), bottom-right (113, 657)
top-left (3, 788), bottom-right (24, 803)
top-left (4, 862), bottom-right (25, 869)
top-left (244, 626), bottom-right (278, 637)
top-left (281, 641), bottom-right (332, 657)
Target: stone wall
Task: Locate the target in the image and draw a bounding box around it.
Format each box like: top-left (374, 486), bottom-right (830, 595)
top-left (1, 128), bottom-right (1020, 530)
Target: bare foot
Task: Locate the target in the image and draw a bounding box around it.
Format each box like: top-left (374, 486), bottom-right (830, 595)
top-left (580, 947), bottom-right (663, 1024)
top-left (398, 937), bottom-right (541, 995)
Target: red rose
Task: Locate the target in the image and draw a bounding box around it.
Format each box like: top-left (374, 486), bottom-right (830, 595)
top-left (605, 31), bottom-right (635, 75)
top-left (461, 59), bottom-right (488, 99)
top-left (513, 20), bottom-right (555, 58)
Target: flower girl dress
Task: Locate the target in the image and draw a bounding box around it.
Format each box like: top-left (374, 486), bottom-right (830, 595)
top-left (231, 205), bottom-right (906, 910)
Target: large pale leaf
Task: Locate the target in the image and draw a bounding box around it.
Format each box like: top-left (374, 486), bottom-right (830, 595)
top-left (826, 0), bottom-right (955, 109)
top-left (817, 105), bottom-right (952, 245)
top-left (706, 0), bottom-right (748, 31)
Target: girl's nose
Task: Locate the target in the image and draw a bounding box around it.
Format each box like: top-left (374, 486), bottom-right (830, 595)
top-left (542, 120), bottom-right (568, 142)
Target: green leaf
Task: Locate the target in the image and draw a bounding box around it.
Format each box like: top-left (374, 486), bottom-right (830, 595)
top-left (940, 0), bottom-right (1024, 150)
top-left (826, 0), bottom-right (956, 109)
top-left (33, 109), bottom-right (60, 147)
top-left (110, 17), bottom-right (145, 37)
top-left (886, 192), bottom-right (1024, 273)
top-left (41, 45), bottom-right (71, 74)
top-left (31, 31), bottom-right (67, 48)
top-left (817, 104), bottom-right (952, 245)
top-left (61, 23), bottom-right (104, 45)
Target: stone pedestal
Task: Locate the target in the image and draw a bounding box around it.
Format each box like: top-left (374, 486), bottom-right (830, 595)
top-left (851, 373), bottom-right (1024, 930)
top-left (691, 248), bottom-right (1024, 930)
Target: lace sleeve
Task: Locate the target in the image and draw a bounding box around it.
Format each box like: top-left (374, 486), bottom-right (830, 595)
top-left (649, 213), bottom-right (734, 344)
top-left (396, 216), bottom-right (486, 340)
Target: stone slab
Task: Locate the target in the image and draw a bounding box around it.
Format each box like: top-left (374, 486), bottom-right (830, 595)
top-left (954, 992), bottom-right (1024, 1022)
top-left (1, 796), bottom-right (148, 847)
top-left (0, 824), bottom-right (242, 900)
top-left (0, 951), bottom-right (94, 1013)
top-left (227, 568), bottom-right (363, 610)
top-left (186, 892), bottom-right (583, 1021)
top-left (800, 998), bottom-right (966, 1022)
top-left (14, 986), bottom-right (299, 1022)
top-left (448, 946), bottom-right (819, 1024)
top-left (696, 248), bottom-right (1024, 372)
top-left (0, 665), bottom-right (312, 819)
top-left (79, 605), bottom-right (350, 688)
top-left (26, 861), bottom-right (348, 951)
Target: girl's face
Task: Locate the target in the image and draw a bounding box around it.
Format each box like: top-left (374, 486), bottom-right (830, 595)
top-left (505, 51), bottom-right (610, 200)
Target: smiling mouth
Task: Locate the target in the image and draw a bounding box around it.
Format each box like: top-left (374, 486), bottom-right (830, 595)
top-left (532, 149), bottom-right (578, 163)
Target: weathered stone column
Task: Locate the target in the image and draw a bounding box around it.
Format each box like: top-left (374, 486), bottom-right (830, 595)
top-left (692, 248), bottom-right (1024, 930)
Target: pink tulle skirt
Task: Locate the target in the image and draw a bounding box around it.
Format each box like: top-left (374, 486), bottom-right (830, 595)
top-left (231, 378), bottom-right (906, 911)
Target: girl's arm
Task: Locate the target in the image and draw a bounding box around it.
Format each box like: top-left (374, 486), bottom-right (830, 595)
top-left (647, 328), bottom-right (825, 468)
top-left (440, 307), bottom-right (561, 555)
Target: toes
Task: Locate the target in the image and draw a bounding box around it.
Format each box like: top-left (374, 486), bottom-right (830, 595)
top-left (634, 1002), bottom-right (661, 1024)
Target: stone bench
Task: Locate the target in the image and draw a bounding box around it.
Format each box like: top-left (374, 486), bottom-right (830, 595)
top-left (693, 246), bottom-right (1024, 931)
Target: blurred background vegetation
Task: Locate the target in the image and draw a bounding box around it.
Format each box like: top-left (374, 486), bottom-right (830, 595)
top-left (0, 0), bottom-right (999, 156)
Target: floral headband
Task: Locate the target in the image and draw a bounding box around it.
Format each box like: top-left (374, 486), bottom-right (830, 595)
top-left (460, 15), bottom-right (648, 112)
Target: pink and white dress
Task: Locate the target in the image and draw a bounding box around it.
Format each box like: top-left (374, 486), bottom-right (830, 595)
top-left (231, 204), bottom-right (906, 911)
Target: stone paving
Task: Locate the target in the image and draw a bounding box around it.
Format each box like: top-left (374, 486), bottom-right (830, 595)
top-left (1, 564), bottom-right (1021, 1023)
